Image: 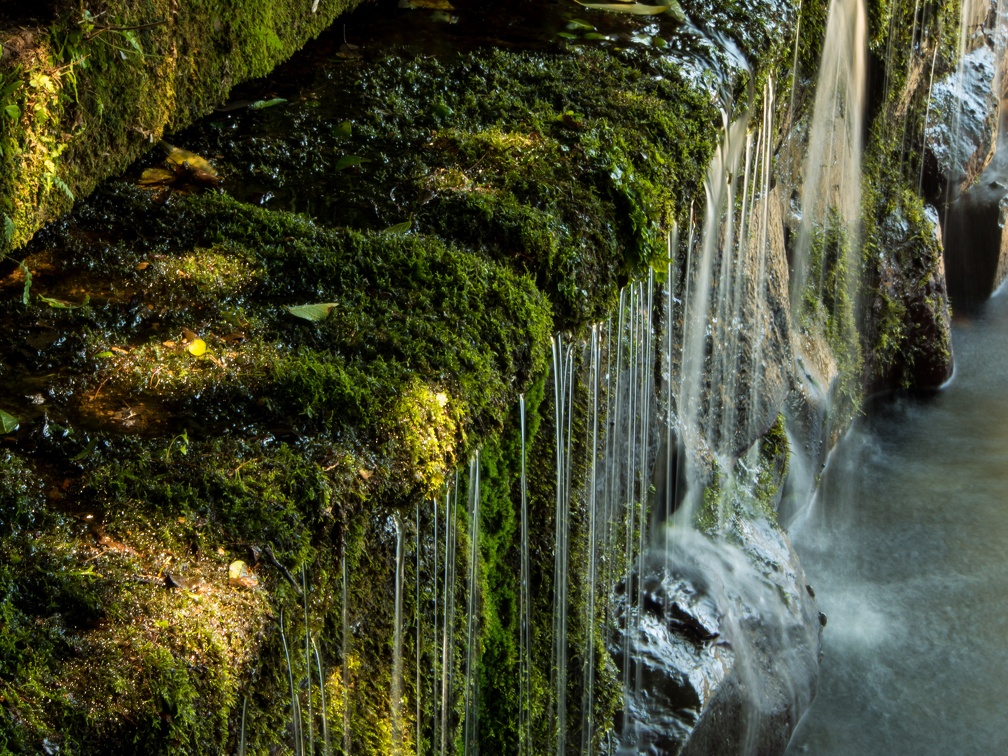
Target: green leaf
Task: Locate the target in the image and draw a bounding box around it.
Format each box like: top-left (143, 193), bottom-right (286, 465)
top-left (567, 18), bottom-right (595, 29)
top-left (584, 32), bottom-right (610, 40)
top-left (94, 350), bottom-right (114, 359)
top-left (4, 104), bottom-right (19, 120)
top-left (3, 213), bottom-right (14, 243)
top-left (432, 102), bottom-right (454, 119)
top-left (187, 338), bottom-right (207, 357)
top-left (37, 293), bottom-right (89, 309)
top-left (335, 155), bottom-right (370, 171)
top-left (557, 31), bottom-right (579, 40)
top-left (51, 175), bottom-right (74, 201)
top-left (18, 261), bottom-right (31, 305)
top-left (287, 303), bottom-right (339, 321)
top-left (122, 29), bottom-right (142, 54)
top-left (250, 97), bottom-right (287, 110)
top-left (382, 218), bottom-right (412, 235)
top-left (70, 436), bottom-right (98, 462)
top-left (335, 120), bottom-right (352, 139)
top-left (576, 1), bottom-right (680, 18)
top-left (0, 409), bottom-right (19, 434)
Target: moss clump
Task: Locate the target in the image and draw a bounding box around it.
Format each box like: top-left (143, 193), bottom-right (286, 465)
top-left (184, 47), bottom-right (718, 328)
top-left (2, 185), bottom-right (550, 504)
top-left (0, 445), bottom-right (278, 754)
top-left (797, 207), bottom-right (864, 433)
top-left (859, 166), bottom-right (953, 391)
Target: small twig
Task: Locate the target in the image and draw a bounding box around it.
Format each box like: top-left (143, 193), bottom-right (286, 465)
top-left (85, 19), bottom-right (168, 42)
top-left (263, 543), bottom-right (302, 595)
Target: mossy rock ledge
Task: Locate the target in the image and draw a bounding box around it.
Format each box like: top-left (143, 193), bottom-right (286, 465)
top-left (0, 18), bottom-right (731, 751)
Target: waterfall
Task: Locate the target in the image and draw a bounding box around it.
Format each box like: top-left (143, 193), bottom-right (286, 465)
top-left (790, 0), bottom-right (867, 319)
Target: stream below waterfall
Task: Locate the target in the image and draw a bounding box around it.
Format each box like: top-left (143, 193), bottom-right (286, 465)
top-left (785, 286), bottom-right (1008, 754)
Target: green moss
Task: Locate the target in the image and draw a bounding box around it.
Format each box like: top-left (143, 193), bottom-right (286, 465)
top-left (185, 48), bottom-right (719, 328)
top-left (0, 0), bottom-right (365, 255)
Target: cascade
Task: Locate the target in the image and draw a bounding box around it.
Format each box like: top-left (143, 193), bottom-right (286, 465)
top-left (791, 0), bottom-right (867, 324)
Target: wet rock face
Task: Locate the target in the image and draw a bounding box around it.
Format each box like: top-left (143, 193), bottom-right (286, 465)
top-left (924, 43), bottom-right (998, 195)
top-left (612, 525), bottom-right (821, 755)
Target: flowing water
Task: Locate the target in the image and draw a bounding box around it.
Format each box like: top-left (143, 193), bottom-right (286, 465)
top-left (786, 287), bottom-right (1008, 754)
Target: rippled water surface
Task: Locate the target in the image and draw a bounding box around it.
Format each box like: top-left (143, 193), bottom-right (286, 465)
top-left (786, 288), bottom-right (1008, 754)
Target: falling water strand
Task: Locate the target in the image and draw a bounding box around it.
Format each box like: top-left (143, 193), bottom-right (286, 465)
top-left (280, 609), bottom-right (304, 756)
top-left (664, 225), bottom-right (680, 560)
top-left (392, 514), bottom-right (405, 756)
top-left (788, 0), bottom-right (804, 129)
top-left (440, 479), bottom-right (459, 756)
top-left (463, 454), bottom-right (482, 754)
top-left (748, 78), bottom-right (776, 444)
top-left (634, 275), bottom-right (655, 704)
top-left (551, 335), bottom-right (575, 755)
top-left (518, 395), bottom-right (532, 756)
top-left (621, 287), bottom-right (641, 739)
top-left (791, 0), bottom-right (867, 317)
top-left (680, 109), bottom-right (749, 515)
top-left (601, 313), bottom-right (618, 636)
top-left (312, 639), bottom-right (330, 756)
top-left (581, 325), bottom-right (601, 756)
top-left (303, 566), bottom-right (314, 756)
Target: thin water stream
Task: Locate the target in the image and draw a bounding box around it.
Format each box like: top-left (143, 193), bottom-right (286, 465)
top-left (786, 288), bottom-right (1008, 754)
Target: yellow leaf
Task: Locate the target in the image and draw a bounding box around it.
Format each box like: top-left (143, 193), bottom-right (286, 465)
top-left (162, 142), bottom-right (218, 176)
top-left (139, 167), bottom-right (176, 186)
top-left (187, 338), bottom-right (207, 357)
top-left (229, 560), bottom-right (258, 589)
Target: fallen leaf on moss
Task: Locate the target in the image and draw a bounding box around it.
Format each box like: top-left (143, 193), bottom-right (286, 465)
top-left (335, 154), bottom-right (370, 171)
top-left (162, 142), bottom-right (217, 175)
top-left (287, 303), bottom-right (338, 321)
top-left (229, 560), bottom-right (258, 589)
top-left (577, 1), bottom-right (681, 19)
top-left (0, 409), bottom-right (19, 434)
top-left (138, 167), bottom-right (176, 187)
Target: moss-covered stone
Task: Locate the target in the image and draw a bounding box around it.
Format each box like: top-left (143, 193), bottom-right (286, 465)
top-left (0, 0), bottom-right (364, 255)
top-left (180, 46), bottom-right (719, 328)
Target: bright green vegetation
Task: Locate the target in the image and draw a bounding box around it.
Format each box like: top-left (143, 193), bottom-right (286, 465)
top-left (695, 414), bottom-right (789, 536)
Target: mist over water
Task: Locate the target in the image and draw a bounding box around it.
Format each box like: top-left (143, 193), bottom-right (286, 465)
top-left (786, 288), bottom-right (1008, 754)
